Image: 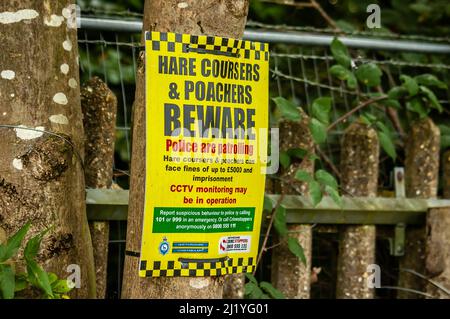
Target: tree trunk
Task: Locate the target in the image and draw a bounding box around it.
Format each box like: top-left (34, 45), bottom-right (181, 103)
top-left (81, 77), bottom-right (117, 299)
top-left (0, 1), bottom-right (96, 298)
top-left (223, 274), bottom-right (245, 299)
top-left (271, 115), bottom-right (314, 299)
top-left (336, 122), bottom-right (379, 299)
top-left (424, 149), bottom-right (450, 298)
top-left (398, 118), bottom-right (440, 298)
top-left (121, 0), bottom-right (250, 299)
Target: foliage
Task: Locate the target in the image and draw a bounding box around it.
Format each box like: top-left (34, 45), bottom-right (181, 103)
top-left (0, 223), bottom-right (73, 299)
top-left (244, 273), bottom-right (285, 299)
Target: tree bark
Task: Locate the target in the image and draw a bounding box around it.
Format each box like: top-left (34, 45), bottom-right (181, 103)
top-left (223, 274), bottom-right (245, 299)
top-left (271, 115), bottom-right (314, 299)
top-left (336, 122), bottom-right (379, 299)
top-left (0, 1), bottom-right (96, 298)
top-left (398, 118), bottom-right (440, 298)
top-left (424, 149), bottom-right (450, 298)
top-left (81, 77), bottom-right (117, 299)
top-left (121, 0), bottom-right (250, 299)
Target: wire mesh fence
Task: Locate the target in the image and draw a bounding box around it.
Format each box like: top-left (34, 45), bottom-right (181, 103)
top-left (76, 15), bottom-right (450, 298)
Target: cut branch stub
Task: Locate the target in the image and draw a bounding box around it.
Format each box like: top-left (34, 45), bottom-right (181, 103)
top-left (336, 121), bottom-right (379, 299)
top-left (271, 114), bottom-right (314, 299)
top-left (81, 76), bottom-right (117, 299)
top-left (399, 117), bottom-right (440, 298)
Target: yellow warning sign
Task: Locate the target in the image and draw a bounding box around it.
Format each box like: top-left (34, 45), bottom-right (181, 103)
top-left (139, 31), bottom-right (269, 277)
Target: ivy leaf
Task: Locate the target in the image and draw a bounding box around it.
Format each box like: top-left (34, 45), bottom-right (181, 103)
top-left (312, 97), bottom-right (332, 124)
top-left (279, 151), bottom-right (291, 170)
top-left (330, 37), bottom-right (351, 68)
top-left (378, 131), bottom-right (397, 160)
top-left (330, 64), bottom-right (349, 80)
top-left (287, 237), bottom-right (307, 265)
top-left (26, 259), bottom-right (53, 298)
top-left (295, 170), bottom-right (314, 183)
top-left (272, 97), bottom-right (301, 121)
top-left (415, 74), bottom-right (447, 89)
top-left (315, 169), bottom-right (338, 189)
top-left (14, 274), bottom-right (29, 293)
top-left (325, 185), bottom-right (342, 207)
top-left (0, 222), bottom-right (31, 262)
top-left (259, 281), bottom-right (285, 299)
top-left (388, 86), bottom-right (408, 100)
top-left (273, 206), bottom-right (288, 237)
top-left (309, 118), bottom-right (327, 144)
top-left (406, 97), bottom-right (428, 118)
top-left (419, 86), bottom-right (443, 112)
top-left (355, 63), bottom-right (382, 87)
top-left (309, 180), bottom-right (323, 207)
top-left (400, 75), bottom-right (419, 96)
top-left (0, 264), bottom-right (15, 299)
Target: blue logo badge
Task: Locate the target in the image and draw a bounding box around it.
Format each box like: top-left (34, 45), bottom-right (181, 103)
top-left (159, 237), bottom-right (170, 255)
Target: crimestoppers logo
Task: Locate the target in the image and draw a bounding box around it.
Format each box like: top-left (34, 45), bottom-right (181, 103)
top-left (218, 236), bottom-right (251, 254)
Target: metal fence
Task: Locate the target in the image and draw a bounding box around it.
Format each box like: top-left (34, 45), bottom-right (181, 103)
top-left (77, 13), bottom-right (450, 298)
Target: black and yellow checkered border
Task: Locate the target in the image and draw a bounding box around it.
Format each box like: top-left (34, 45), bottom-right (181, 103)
top-left (139, 257), bottom-right (255, 277)
top-left (145, 31), bottom-right (269, 61)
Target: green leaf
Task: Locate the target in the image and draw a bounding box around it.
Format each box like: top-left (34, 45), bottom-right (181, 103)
top-left (263, 195), bottom-right (273, 213)
top-left (325, 185), bottom-right (342, 207)
top-left (309, 118), bottom-right (327, 144)
top-left (330, 64), bottom-right (349, 80)
top-left (315, 169), bottom-right (338, 190)
top-left (245, 273), bottom-right (258, 285)
top-left (26, 259), bottom-right (53, 298)
top-left (0, 222), bottom-right (31, 262)
top-left (286, 148), bottom-right (307, 160)
top-left (279, 151), bottom-right (291, 170)
top-left (259, 281), bottom-right (285, 299)
top-left (415, 74), bottom-right (447, 89)
top-left (272, 97), bottom-right (301, 121)
top-left (330, 37), bottom-right (351, 68)
top-left (0, 264), bottom-right (15, 299)
top-left (378, 131), bottom-right (397, 160)
top-left (273, 207), bottom-right (288, 237)
top-left (245, 282), bottom-right (265, 299)
top-left (346, 72), bottom-right (357, 89)
top-left (309, 180), bottom-right (323, 207)
top-left (419, 86), bottom-right (443, 112)
top-left (439, 125), bottom-right (450, 136)
top-left (400, 75), bottom-right (419, 96)
top-left (14, 275), bottom-right (28, 293)
top-left (295, 170), bottom-right (313, 183)
top-left (388, 86), bottom-right (408, 100)
top-left (312, 97), bottom-right (332, 124)
top-left (406, 97), bottom-right (428, 118)
top-left (48, 273), bottom-right (58, 285)
top-left (355, 63), bottom-right (382, 87)
top-left (287, 237), bottom-right (307, 265)
top-left (24, 228), bottom-right (50, 261)
top-left (52, 280), bottom-right (72, 294)
top-left (382, 99), bottom-right (402, 110)
top-left (441, 135), bottom-right (450, 150)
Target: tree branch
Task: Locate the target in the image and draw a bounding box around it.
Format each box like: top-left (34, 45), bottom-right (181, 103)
top-left (327, 95), bottom-right (388, 132)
